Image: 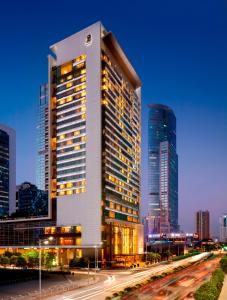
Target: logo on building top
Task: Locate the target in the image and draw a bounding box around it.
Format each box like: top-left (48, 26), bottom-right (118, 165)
top-left (85, 34), bottom-right (92, 46)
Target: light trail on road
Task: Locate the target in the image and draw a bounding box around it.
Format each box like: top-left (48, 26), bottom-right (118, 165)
top-left (46, 252), bottom-right (210, 300)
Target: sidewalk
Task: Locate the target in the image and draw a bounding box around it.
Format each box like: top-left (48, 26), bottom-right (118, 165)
top-left (219, 275), bottom-right (227, 300)
top-left (0, 272), bottom-right (99, 300)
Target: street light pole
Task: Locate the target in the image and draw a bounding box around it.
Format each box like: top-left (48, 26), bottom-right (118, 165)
top-left (87, 260), bottom-right (90, 284)
top-left (145, 242), bottom-right (148, 264)
top-left (38, 237), bottom-right (54, 299)
top-left (39, 239), bottom-right (42, 300)
top-left (94, 246), bottom-right (97, 270)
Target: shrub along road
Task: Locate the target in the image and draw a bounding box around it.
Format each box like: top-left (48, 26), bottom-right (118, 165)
top-left (121, 256), bottom-right (220, 300)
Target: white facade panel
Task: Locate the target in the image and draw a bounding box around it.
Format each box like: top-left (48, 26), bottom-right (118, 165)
top-left (50, 22), bottom-right (102, 246)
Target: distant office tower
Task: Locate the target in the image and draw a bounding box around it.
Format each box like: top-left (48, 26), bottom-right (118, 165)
top-left (196, 210), bottom-right (210, 240)
top-left (47, 22), bottom-right (143, 258)
top-left (36, 84), bottom-right (49, 191)
top-left (17, 182), bottom-right (48, 217)
top-left (0, 124), bottom-right (16, 217)
top-left (147, 104), bottom-right (178, 235)
top-left (219, 214), bottom-right (227, 242)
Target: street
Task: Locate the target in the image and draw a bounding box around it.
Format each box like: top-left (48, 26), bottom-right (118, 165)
top-left (121, 256), bottom-right (219, 300)
top-left (45, 253), bottom-right (210, 300)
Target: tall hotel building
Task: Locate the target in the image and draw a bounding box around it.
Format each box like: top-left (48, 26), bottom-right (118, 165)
top-left (0, 124), bottom-right (16, 217)
top-left (48, 22), bottom-right (143, 259)
top-left (36, 84), bottom-right (49, 192)
top-left (147, 104), bottom-right (178, 236)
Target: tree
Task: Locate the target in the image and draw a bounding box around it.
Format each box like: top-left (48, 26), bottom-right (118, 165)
top-left (220, 257), bottom-right (227, 273)
top-left (24, 250), bottom-right (39, 268)
top-left (147, 252), bottom-right (156, 263)
top-left (162, 250), bottom-right (172, 261)
top-left (154, 253), bottom-right (161, 262)
top-left (10, 255), bottom-right (18, 266)
top-left (44, 252), bottom-right (56, 270)
top-left (1, 256), bottom-right (10, 266)
top-left (3, 251), bottom-right (13, 258)
top-left (16, 256), bottom-right (27, 268)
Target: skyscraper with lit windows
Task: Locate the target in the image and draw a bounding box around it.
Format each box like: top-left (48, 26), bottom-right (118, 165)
top-left (147, 104), bottom-right (178, 236)
top-left (36, 84), bottom-right (49, 192)
top-left (48, 22), bottom-right (143, 260)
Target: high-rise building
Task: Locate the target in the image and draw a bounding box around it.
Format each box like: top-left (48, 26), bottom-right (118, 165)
top-left (48, 22), bottom-right (143, 259)
top-left (219, 214), bottom-right (227, 242)
top-left (0, 124), bottom-right (16, 217)
top-left (196, 210), bottom-right (210, 240)
top-left (147, 104), bottom-right (178, 236)
top-left (36, 84), bottom-right (49, 191)
top-left (17, 182), bottom-right (48, 217)
top-left (0, 22), bottom-right (143, 264)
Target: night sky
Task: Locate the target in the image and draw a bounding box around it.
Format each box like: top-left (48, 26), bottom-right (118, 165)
top-left (0, 0), bottom-right (226, 235)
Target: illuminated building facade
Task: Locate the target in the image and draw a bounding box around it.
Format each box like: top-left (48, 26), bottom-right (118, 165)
top-left (147, 104), bottom-right (178, 235)
top-left (0, 124), bottom-right (16, 217)
top-left (0, 22), bottom-right (143, 264)
top-left (48, 22), bottom-right (143, 260)
top-left (219, 214), bottom-right (227, 242)
top-left (196, 210), bottom-right (210, 240)
top-left (36, 84), bottom-right (49, 191)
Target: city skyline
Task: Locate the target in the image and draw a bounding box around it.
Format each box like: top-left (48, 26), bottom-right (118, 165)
top-left (0, 0), bottom-right (226, 235)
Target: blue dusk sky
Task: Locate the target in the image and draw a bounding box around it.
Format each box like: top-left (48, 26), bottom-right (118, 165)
top-left (0, 0), bottom-right (226, 235)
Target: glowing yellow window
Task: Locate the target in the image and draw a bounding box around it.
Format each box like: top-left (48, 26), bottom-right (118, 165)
top-left (81, 69), bottom-right (86, 75)
top-left (74, 130), bottom-right (80, 136)
top-left (109, 202), bottom-right (114, 209)
top-left (59, 191), bottom-right (65, 196)
top-left (60, 184), bottom-right (65, 189)
top-left (60, 134), bottom-right (65, 140)
top-left (76, 226), bottom-right (81, 233)
top-left (81, 136), bottom-right (86, 142)
top-left (67, 140), bottom-right (73, 145)
top-left (109, 211), bottom-right (115, 218)
top-left (76, 237), bottom-right (81, 245)
top-left (59, 99), bottom-right (65, 105)
top-left (50, 227), bottom-right (56, 234)
top-left (66, 190), bottom-right (73, 195)
top-left (66, 82), bottom-right (73, 88)
top-left (116, 204), bottom-right (121, 211)
top-left (61, 63), bottom-right (72, 75)
top-left (122, 207), bottom-right (126, 212)
top-left (67, 75), bottom-right (73, 80)
top-left (66, 96), bottom-right (73, 103)
top-left (74, 145), bottom-right (80, 150)
top-left (66, 182), bottom-right (73, 188)
top-left (127, 216), bottom-right (133, 222)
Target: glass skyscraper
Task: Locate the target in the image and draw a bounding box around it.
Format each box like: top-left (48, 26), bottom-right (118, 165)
top-left (36, 84), bottom-right (49, 191)
top-left (0, 124), bottom-right (16, 217)
top-left (147, 104), bottom-right (178, 235)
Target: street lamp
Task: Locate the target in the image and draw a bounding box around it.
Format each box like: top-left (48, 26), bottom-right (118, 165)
top-left (94, 245), bottom-right (97, 270)
top-left (94, 242), bottom-right (103, 271)
top-left (39, 237), bottom-right (54, 299)
top-left (145, 242), bottom-right (148, 264)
